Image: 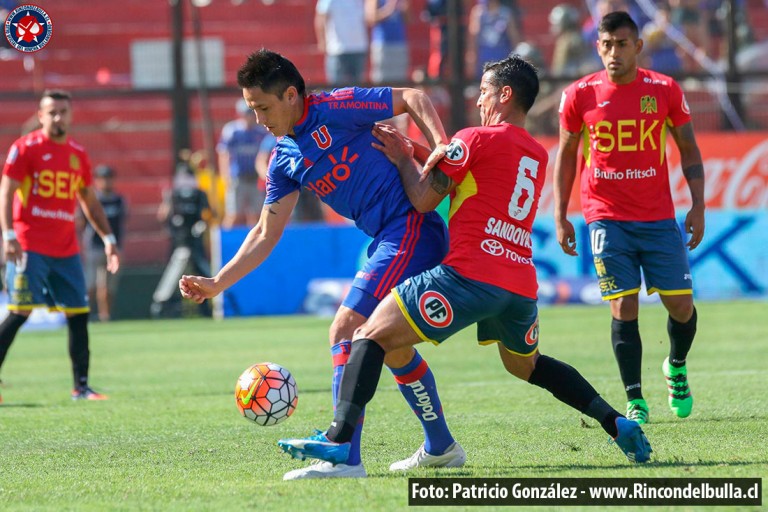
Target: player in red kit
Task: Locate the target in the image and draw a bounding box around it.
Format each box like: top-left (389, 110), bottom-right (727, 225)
top-left (279, 54), bottom-right (652, 467)
top-left (0, 89), bottom-right (120, 402)
top-left (553, 11), bottom-right (705, 425)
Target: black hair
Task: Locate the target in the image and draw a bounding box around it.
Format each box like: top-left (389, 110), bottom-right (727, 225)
top-left (41, 89), bottom-right (71, 102)
top-left (482, 53), bottom-right (539, 113)
top-left (598, 11), bottom-right (639, 38)
top-left (237, 49), bottom-right (306, 98)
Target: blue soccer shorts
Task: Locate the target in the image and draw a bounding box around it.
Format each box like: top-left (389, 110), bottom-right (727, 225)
top-left (342, 210), bottom-right (448, 318)
top-left (5, 251), bottom-right (89, 314)
top-left (588, 219), bottom-right (693, 300)
top-left (392, 264), bottom-right (540, 356)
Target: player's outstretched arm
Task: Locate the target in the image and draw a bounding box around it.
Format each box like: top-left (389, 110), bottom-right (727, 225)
top-left (553, 126), bottom-right (581, 256)
top-left (372, 123), bottom-right (452, 212)
top-left (180, 190), bottom-right (299, 303)
top-left (669, 122), bottom-right (705, 250)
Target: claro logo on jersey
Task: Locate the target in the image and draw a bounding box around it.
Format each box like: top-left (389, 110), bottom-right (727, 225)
top-left (305, 146), bottom-right (359, 198)
top-left (418, 291), bottom-right (453, 329)
top-left (4, 5), bottom-right (52, 53)
top-left (443, 139), bottom-right (469, 167)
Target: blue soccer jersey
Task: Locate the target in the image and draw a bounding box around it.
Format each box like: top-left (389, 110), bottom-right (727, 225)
top-left (263, 89), bottom-right (448, 317)
top-left (266, 87), bottom-right (417, 238)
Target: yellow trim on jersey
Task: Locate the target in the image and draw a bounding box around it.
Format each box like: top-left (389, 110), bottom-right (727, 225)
top-left (660, 119), bottom-right (669, 166)
top-left (647, 287), bottom-right (693, 297)
top-left (448, 170), bottom-right (477, 221)
top-left (392, 289), bottom-right (440, 346)
top-left (581, 126), bottom-right (591, 168)
top-left (480, 339), bottom-right (539, 357)
top-left (602, 287), bottom-right (643, 301)
top-left (17, 176), bottom-right (32, 208)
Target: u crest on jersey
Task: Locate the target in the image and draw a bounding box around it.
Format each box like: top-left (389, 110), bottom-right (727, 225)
top-left (310, 125), bottom-right (332, 149)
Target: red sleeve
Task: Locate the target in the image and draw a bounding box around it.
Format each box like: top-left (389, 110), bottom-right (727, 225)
top-left (80, 149), bottom-right (93, 187)
top-left (667, 79), bottom-right (693, 127)
top-left (559, 85), bottom-right (583, 134)
top-left (437, 127), bottom-right (477, 185)
top-left (2, 140), bottom-right (29, 182)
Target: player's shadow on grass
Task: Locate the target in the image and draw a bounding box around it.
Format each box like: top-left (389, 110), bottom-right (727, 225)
top-left (0, 403), bottom-right (45, 408)
top-left (484, 459), bottom-right (766, 473)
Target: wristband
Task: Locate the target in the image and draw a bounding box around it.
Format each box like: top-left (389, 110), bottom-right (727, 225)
top-left (102, 234), bottom-right (117, 246)
top-left (2, 229), bottom-right (17, 242)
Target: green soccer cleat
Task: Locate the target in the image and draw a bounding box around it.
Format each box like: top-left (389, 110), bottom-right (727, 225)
top-left (662, 357), bottom-right (693, 418)
top-left (626, 398), bottom-right (649, 425)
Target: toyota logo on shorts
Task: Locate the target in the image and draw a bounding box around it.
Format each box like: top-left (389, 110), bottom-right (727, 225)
top-left (481, 239), bottom-right (504, 256)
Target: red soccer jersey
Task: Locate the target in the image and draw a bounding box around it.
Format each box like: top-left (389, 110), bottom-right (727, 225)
top-left (438, 123), bottom-right (548, 299)
top-left (559, 68), bottom-right (692, 223)
top-left (2, 129), bottom-right (92, 257)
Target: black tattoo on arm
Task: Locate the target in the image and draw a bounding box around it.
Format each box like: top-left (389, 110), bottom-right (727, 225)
top-left (683, 164), bottom-right (704, 181)
top-left (429, 168), bottom-right (451, 195)
top-left (268, 199), bottom-right (279, 215)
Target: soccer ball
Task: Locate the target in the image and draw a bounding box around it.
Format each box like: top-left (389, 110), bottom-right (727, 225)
top-left (235, 362), bottom-right (298, 426)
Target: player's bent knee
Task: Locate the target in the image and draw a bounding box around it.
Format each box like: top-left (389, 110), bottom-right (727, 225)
top-left (499, 347), bottom-right (538, 381)
top-left (383, 346), bottom-right (415, 368)
top-left (329, 307), bottom-right (367, 345)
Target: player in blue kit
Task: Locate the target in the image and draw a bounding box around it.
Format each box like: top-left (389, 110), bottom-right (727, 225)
top-left (179, 49), bottom-right (465, 480)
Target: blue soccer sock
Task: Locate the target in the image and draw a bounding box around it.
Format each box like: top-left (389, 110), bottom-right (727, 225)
top-left (389, 349), bottom-right (454, 455)
top-left (331, 340), bottom-right (363, 466)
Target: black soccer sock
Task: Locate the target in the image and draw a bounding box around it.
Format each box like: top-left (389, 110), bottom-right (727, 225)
top-left (668, 307), bottom-right (697, 367)
top-left (326, 338), bottom-right (385, 444)
top-left (528, 354), bottom-right (621, 438)
top-left (0, 313), bottom-right (28, 369)
top-left (611, 318), bottom-right (643, 400)
top-left (67, 313), bottom-right (90, 388)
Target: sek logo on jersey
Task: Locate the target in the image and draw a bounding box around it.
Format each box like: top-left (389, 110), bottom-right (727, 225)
top-left (418, 291), bottom-right (453, 328)
top-left (4, 5), bottom-right (52, 53)
top-left (443, 139), bottom-right (469, 167)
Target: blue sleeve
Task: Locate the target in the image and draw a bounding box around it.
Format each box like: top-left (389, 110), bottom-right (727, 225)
top-left (217, 122), bottom-right (233, 152)
top-left (264, 142), bottom-right (301, 204)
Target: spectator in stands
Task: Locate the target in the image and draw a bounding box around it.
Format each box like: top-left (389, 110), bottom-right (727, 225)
top-left (315, 0), bottom-right (369, 84)
top-left (467, 0), bottom-right (522, 80)
top-left (82, 165), bottom-right (127, 322)
top-left (641, 2), bottom-right (683, 73)
top-left (549, 3), bottom-right (600, 77)
top-left (217, 99), bottom-right (270, 228)
top-left (669, 0), bottom-right (710, 72)
top-left (366, 0), bottom-right (410, 84)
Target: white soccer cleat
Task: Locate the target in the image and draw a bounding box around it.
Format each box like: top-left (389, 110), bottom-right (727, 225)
top-left (283, 460), bottom-right (367, 480)
top-left (389, 442), bottom-right (467, 471)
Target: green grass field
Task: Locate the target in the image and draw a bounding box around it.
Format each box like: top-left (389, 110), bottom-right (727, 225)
top-left (1, 301), bottom-right (766, 511)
